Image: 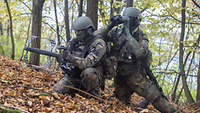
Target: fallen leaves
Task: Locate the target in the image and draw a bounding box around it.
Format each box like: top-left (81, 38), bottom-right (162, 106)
top-left (0, 55), bottom-right (197, 113)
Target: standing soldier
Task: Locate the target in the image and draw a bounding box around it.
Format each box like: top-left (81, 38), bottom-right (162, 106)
top-left (94, 7), bottom-right (177, 112)
top-left (53, 16), bottom-right (107, 98)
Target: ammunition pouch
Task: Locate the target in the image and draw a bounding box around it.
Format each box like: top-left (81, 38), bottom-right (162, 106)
top-left (102, 56), bottom-right (118, 79)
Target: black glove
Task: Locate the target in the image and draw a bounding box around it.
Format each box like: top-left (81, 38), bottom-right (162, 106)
top-left (139, 99), bottom-right (149, 108)
top-left (62, 50), bottom-right (73, 62)
top-left (107, 15), bottom-right (123, 30)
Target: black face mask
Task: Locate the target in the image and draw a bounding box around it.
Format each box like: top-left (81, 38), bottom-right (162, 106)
top-left (77, 27), bottom-right (94, 43)
top-left (130, 17), bottom-right (141, 27)
top-left (76, 31), bottom-right (86, 41)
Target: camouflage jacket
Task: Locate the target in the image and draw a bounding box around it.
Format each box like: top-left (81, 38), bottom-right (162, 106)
top-left (66, 35), bottom-right (107, 70)
top-left (94, 26), bottom-right (150, 75)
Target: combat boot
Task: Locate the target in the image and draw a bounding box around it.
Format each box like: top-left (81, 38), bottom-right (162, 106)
top-left (130, 99), bottom-right (149, 108)
top-left (152, 96), bottom-right (178, 113)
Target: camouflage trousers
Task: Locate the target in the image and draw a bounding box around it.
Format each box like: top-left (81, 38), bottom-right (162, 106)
top-left (53, 67), bottom-right (104, 98)
top-left (114, 71), bottom-right (177, 113)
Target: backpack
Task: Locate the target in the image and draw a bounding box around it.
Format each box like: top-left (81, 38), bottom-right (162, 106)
top-left (101, 41), bottom-right (118, 79)
top-left (102, 56), bottom-right (117, 79)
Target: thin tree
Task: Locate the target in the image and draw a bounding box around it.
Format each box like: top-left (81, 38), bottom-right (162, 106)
top-left (0, 22), bottom-right (3, 35)
top-left (53, 0), bottom-right (61, 71)
top-left (64, 0), bottom-right (71, 42)
top-left (53, 0), bottom-right (60, 47)
top-left (196, 34), bottom-right (200, 107)
top-left (78, 0), bottom-right (83, 17)
top-left (126, 0), bottom-right (133, 7)
top-left (0, 21), bottom-right (5, 55)
top-left (30, 0), bottom-right (45, 65)
top-left (175, 33), bottom-right (200, 104)
top-left (179, 0), bottom-right (194, 104)
top-left (4, 0), bottom-right (15, 60)
top-left (110, 0), bottom-right (113, 18)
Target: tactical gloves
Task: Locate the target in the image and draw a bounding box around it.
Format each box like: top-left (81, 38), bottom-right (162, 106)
top-left (107, 15), bottom-right (124, 31)
top-left (62, 50), bottom-right (73, 62)
top-left (139, 99), bottom-right (149, 108)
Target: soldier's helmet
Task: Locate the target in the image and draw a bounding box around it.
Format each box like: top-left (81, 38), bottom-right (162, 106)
top-left (122, 7), bottom-right (141, 18)
top-left (122, 7), bottom-right (141, 27)
top-left (72, 16), bottom-right (94, 31)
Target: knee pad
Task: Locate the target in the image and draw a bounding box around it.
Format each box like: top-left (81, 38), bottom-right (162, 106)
top-left (144, 84), bottom-right (161, 104)
top-left (81, 68), bottom-right (100, 90)
top-left (53, 75), bottom-right (74, 95)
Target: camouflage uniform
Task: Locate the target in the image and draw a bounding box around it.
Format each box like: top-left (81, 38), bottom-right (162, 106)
top-left (94, 25), bottom-right (177, 112)
top-left (54, 36), bottom-right (106, 97)
top-left (54, 16), bottom-right (107, 98)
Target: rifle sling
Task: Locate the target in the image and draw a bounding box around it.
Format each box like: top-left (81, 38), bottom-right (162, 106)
top-left (69, 38), bottom-right (78, 52)
top-left (81, 35), bottom-right (97, 58)
top-left (68, 35), bottom-right (97, 58)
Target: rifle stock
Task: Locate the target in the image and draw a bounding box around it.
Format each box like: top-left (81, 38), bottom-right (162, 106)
top-left (24, 47), bottom-right (63, 64)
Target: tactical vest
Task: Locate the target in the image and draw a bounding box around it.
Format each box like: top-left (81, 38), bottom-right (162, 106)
top-left (111, 28), bottom-right (151, 66)
top-left (69, 35), bottom-right (98, 59)
top-left (63, 35), bottom-right (100, 78)
top-left (69, 35), bottom-right (117, 79)
top-left (111, 28), bottom-right (137, 65)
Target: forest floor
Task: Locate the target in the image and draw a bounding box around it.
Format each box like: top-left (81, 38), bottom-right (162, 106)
top-left (0, 55), bottom-right (199, 113)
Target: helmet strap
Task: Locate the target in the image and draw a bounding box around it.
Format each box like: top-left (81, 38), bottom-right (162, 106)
top-left (131, 27), bottom-right (139, 35)
top-left (85, 27), bottom-right (94, 38)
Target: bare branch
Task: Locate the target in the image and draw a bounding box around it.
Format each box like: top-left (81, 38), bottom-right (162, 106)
top-left (192, 0), bottom-right (200, 9)
top-left (157, 0), bottom-right (200, 25)
top-left (0, 104), bottom-right (30, 113)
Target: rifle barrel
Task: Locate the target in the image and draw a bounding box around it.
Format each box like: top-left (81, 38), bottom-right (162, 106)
top-left (24, 47), bottom-right (63, 63)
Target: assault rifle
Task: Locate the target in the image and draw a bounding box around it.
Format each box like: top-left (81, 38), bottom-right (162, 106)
top-left (24, 45), bottom-right (78, 75)
top-left (141, 51), bottom-right (169, 101)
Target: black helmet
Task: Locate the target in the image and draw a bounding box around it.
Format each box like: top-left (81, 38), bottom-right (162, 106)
top-left (72, 16), bottom-right (94, 31)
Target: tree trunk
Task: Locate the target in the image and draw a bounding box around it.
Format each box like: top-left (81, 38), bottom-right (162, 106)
top-left (4, 0), bottom-right (15, 60)
top-left (78, 0), bottom-right (83, 17)
top-left (6, 24), bottom-right (9, 45)
top-left (64, 0), bottom-right (71, 42)
top-left (197, 57), bottom-right (200, 106)
top-left (110, 0), bottom-right (113, 18)
top-left (0, 22), bottom-right (3, 35)
top-left (53, 0), bottom-right (60, 47)
top-left (86, 0), bottom-right (98, 30)
top-left (196, 34), bottom-right (200, 107)
top-left (126, 0), bottom-right (133, 7)
top-left (30, 0), bottom-right (45, 65)
top-left (179, 0), bottom-right (194, 104)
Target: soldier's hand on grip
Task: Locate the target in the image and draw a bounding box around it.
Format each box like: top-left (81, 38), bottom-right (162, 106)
top-left (57, 45), bottom-right (68, 50)
top-left (62, 50), bottom-right (73, 62)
